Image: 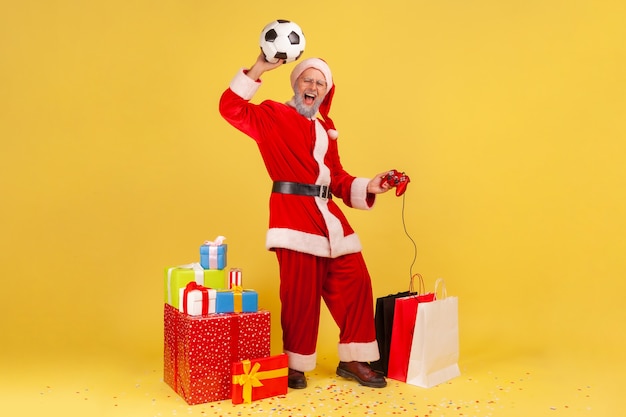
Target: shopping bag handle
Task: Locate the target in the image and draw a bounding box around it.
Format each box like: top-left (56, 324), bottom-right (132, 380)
top-left (434, 278), bottom-right (448, 299)
top-left (409, 273), bottom-right (426, 294)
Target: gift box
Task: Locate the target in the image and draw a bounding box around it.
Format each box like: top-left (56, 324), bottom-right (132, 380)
top-left (163, 304), bottom-right (271, 405)
top-left (200, 241), bottom-right (227, 270)
top-left (165, 263), bottom-right (226, 309)
top-left (232, 354), bottom-right (288, 404)
top-left (216, 289), bottom-right (258, 313)
top-left (179, 281), bottom-right (217, 316)
top-left (163, 303), bottom-right (180, 390)
top-left (229, 268), bottom-right (242, 289)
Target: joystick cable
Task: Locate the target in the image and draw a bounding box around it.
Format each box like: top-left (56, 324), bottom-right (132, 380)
top-left (401, 192), bottom-right (418, 283)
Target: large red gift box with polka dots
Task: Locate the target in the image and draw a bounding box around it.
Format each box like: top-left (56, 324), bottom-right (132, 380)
top-left (163, 303), bottom-right (271, 405)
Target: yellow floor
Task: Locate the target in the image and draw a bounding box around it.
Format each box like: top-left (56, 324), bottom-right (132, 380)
top-left (2, 345), bottom-right (621, 417)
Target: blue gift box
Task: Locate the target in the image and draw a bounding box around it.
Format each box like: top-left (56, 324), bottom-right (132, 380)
top-left (200, 244), bottom-right (227, 270)
top-left (216, 290), bottom-right (258, 313)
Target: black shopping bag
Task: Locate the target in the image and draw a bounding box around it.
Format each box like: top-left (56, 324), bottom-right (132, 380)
top-left (371, 274), bottom-right (424, 376)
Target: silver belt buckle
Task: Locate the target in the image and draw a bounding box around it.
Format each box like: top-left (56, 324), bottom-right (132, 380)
top-left (319, 185), bottom-right (330, 200)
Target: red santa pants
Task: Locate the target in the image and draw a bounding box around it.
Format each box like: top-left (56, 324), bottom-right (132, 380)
top-left (275, 248), bottom-right (380, 372)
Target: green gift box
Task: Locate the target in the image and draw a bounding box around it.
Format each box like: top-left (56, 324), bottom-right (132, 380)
top-left (165, 263), bottom-right (227, 309)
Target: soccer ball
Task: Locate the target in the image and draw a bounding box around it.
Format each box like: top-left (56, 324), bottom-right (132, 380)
top-left (259, 19), bottom-right (306, 64)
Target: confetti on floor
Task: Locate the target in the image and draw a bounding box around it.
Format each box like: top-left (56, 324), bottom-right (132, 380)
top-left (2, 351), bottom-right (621, 417)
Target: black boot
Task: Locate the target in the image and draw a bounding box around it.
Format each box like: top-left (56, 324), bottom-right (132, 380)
top-left (336, 361), bottom-right (387, 388)
top-left (288, 368), bottom-right (307, 389)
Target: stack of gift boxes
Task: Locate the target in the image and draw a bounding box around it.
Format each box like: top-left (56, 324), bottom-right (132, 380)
top-left (163, 237), bottom-right (288, 405)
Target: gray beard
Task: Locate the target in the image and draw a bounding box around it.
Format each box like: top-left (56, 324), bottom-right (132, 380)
top-left (293, 93), bottom-right (322, 119)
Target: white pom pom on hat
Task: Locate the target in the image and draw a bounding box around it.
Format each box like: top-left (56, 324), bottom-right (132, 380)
top-left (290, 58), bottom-right (339, 139)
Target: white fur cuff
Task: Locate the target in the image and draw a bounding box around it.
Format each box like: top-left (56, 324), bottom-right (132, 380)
top-left (350, 177), bottom-right (375, 210)
top-left (337, 341), bottom-right (380, 362)
top-left (229, 68), bottom-right (261, 100)
top-left (284, 350), bottom-right (317, 372)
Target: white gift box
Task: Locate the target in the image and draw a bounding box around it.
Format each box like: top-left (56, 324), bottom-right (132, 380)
top-left (179, 286), bottom-right (217, 316)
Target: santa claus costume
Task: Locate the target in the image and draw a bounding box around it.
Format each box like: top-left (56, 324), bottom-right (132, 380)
top-left (219, 58), bottom-right (380, 373)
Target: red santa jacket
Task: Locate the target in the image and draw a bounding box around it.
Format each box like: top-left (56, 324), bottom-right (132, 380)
top-left (219, 69), bottom-right (376, 258)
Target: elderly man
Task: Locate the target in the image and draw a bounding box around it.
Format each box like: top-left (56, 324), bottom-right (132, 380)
top-left (219, 54), bottom-right (392, 389)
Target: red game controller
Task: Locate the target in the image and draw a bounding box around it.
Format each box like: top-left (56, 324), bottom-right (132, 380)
top-left (380, 169), bottom-right (410, 196)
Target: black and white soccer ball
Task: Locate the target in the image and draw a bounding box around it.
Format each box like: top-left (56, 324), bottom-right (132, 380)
top-left (259, 19), bottom-right (306, 64)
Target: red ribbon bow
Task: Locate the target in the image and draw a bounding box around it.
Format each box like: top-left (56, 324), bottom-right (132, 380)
top-left (182, 281), bottom-right (209, 315)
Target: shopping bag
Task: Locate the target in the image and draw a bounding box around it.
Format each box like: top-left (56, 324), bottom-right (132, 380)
top-left (386, 275), bottom-right (435, 382)
top-left (406, 278), bottom-right (460, 388)
top-left (371, 294), bottom-right (411, 374)
top-left (372, 274), bottom-right (432, 376)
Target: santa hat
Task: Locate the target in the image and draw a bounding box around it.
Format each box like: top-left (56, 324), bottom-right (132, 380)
top-left (290, 58), bottom-right (339, 139)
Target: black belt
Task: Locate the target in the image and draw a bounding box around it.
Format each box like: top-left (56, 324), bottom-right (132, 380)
top-left (272, 181), bottom-right (332, 199)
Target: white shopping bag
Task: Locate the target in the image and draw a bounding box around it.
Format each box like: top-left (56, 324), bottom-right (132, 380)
top-left (405, 278), bottom-right (460, 388)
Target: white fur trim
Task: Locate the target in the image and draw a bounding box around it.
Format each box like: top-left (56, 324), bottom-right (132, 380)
top-left (327, 129), bottom-right (339, 139)
top-left (229, 68), bottom-right (261, 100)
top-left (266, 228), bottom-right (330, 257)
top-left (311, 119), bottom-right (365, 257)
top-left (284, 350), bottom-right (317, 372)
top-left (290, 58), bottom-right (333, 92)
top-left (350, 177), bottom-right (375, 210)
top-left (337, 341), bottom-right (380, 362)
top-left (328, 232), bottom-right (363, 257)
top-left (266, 228), bottom-right (362, 258)
top-left (313, 121), bottom-right (331, 184)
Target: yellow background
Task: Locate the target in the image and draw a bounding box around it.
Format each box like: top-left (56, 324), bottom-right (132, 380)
top-left (1, 0), bottom-right (625, 415)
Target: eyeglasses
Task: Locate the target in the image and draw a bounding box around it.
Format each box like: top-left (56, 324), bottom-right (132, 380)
top-left (300, 77), bottom-right (327, 88)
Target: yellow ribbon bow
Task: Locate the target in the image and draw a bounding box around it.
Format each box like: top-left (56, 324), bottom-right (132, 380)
top-left (234, 360), bottom-right (264, 403)
top-left (232, 359), bottom-right (288, 403)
